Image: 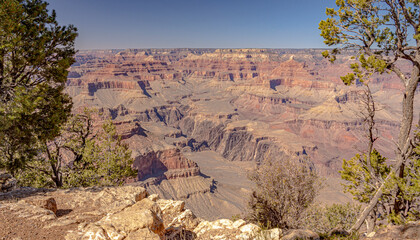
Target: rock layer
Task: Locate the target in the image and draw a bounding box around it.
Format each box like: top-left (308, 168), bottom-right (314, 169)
top-left (65, 48), bottom-right (420, 219)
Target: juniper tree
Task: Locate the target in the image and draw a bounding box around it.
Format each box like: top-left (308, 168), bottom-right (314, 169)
top-left (0, 0), bottom-right (77, 174)
top-left (319, 0), bottom-right (420, 231)
top-left (17, 110), bottom-right (137, 188)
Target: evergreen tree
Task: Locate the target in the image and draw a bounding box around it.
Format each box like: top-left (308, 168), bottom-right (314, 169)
top-left (319, 0), bottom-right (420, 231)
top-left (17, 110), bottom-right (137, 188)
top-left (0, 0), bottom-right (77, 175)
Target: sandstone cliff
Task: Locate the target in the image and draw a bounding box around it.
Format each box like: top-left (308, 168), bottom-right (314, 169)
top-left (64, 48), bottom-right (420, 220)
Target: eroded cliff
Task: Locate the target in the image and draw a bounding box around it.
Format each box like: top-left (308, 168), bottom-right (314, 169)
top-left (65, 48), bottom-right (419, 219)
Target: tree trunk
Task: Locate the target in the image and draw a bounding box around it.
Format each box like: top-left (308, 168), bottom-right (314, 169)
top-left (350, 67), bottom-right (419, 232)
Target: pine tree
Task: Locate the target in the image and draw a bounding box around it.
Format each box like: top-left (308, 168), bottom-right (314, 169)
top-left (0, 0), bottom-right (77, 175)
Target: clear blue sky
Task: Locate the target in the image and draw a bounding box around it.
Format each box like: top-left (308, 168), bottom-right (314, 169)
top-left (47, 0), bottom-right (335, 50)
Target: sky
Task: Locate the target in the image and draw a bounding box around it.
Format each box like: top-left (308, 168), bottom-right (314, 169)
top-left (47, 0), bottom-right (336, 50)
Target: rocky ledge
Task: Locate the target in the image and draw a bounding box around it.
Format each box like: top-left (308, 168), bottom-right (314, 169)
top-left (0, 185), bottom-right (306, 240)
top-left (1, 185), bottom-right (418, 240)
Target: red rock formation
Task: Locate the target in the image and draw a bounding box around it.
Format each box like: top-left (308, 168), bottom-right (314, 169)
top-left (66, 48), bottom-right (414, 180)
top-left (174, 50), bottom-right (280, 81)
top-left (268, 58), bottom-right (336, 89)
top-left (81, 61), bottom-right (182, 81)
top-left (134, 149), bottom-right (200, 180)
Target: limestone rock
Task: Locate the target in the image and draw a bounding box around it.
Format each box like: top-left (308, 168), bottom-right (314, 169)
top-left (157, 198), bottom-right (185, 226)
top-left (232, 219), bottom-right (246, 229)
top-left (101, 198), bottom-right (164, 235)
top-left (66, 197), bottom-right (165, 240)
top-left (240, 223), bottom-right (260, 234)
top-left (167, 209), bottom-right (200, 231)
top-left (125, 228), bottom-right (160, 240)
top-left (2, 201), bottom-right (56, 222)
top-left (193, 218), bottom-right (262, 240)
top-left (2, 183), bottom-right (288, 240)
top-left (257, 228), bottom-right (282, 240)
top-left (23, 197), bottom-right (57, 214)
top-left (63, 185), bottom-right (148, 213)
top-left (80, 225), bottom-right (108, 240)
top-left (148, 194), bottom-right (160, 202)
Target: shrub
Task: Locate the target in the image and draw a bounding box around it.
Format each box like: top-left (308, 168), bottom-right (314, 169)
top-left (303, 203), bottom-right (361, 234)
top-left (247, 157), bottom-right (320, 229)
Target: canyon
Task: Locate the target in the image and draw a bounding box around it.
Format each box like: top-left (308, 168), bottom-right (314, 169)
top-left (65, 48), bottom-right (420, 220)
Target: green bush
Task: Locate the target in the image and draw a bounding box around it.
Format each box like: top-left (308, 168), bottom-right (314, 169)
top-left (303, 203), bottom-right (361, 234)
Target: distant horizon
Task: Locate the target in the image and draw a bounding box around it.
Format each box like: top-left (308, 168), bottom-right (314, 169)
top-left (76, 47), bottom-right (331, 51)
top-left (47, 0), bottom-right (335, 50)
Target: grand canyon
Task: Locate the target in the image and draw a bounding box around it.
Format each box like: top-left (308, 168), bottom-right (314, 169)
top-left (64, 48), bottom-right (419, 220)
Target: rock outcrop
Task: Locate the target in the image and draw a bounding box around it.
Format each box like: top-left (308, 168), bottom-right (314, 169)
top-left (134, 148), bottom-right (201, 180)
top-left (0, 185), bottom-right (280, 239)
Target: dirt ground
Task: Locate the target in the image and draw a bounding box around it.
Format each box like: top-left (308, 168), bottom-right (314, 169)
top-left (0, 188), bottom-right (102, 240)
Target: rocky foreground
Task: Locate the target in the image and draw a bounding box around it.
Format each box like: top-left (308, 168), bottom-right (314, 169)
top-left (0, 185), bottom-right (306, 240)
top-left (1, 181), bottom-right (419, 240)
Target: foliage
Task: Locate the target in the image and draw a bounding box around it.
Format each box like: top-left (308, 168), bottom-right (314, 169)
top-left (341, 150), bottom-right (390, 204)
top-left (230, 214), bottom-right (242, 222)
top-left (63, 118), bottom-right (137, 187)
top-left (340, 150), bottom-right (393, 229)
top-left (16, 110), bottom-right (137, 188)
top-left (385, 127), bottom-right (420, 223)
top-left (339, 130), bottom-right (420, 225)
top-left (319, 0), bottom-right (420, 231)
top-left (303, 203), bottom-right (361, 235)
top-left (0, 0), bottom-right (77, 175)
top-left (247, 157), bottom-right (320, 229)
top-left (319, 232), bottom-right (361, 240)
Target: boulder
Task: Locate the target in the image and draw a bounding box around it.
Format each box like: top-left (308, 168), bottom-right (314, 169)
top-left (65, 185), bottom-right (148, 213)
top-left (101, 198), bottom-right (164, 235)
top-left (167, 209), bottom-right (201, 231)
top-left (23, 197), bottom-right (57, 215)
top-left (157, 199), bottom-right (185, 215)
top-left (125, 228), bottom-right (161, 240)
top-left (4, 201), bottom-right (56, 222)
top-left (80, 225), bottom-right (108, 240)
top-left (148, 194), bottom-right (160, 202)
top-left (257, 228), bottom-right (282, 240)
top-left (232, 219), bottom-right (246, 229)
top-left (156, 199), bottom-right (185, 226)
top-left (67, 197), bottom-right (165, 239)
top-left (193, 219), bottom-right (263, 240)
top-left (240, 223), bottom-right (260, 234)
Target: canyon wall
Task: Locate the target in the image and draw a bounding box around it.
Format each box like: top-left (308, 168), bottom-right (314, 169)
top-left (65, 48), bottom-right (419, 219)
